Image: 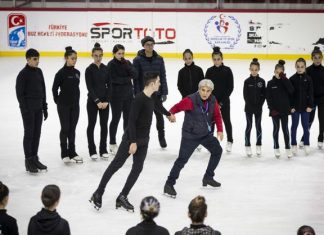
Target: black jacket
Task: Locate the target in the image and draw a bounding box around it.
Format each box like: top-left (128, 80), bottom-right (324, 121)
top-left (205, 64), bottom-right (234, 104)
top-left (52, 65), bottom-right (80, 106)
top-left (289, 72), bottom-right (313, 112)
top-left (243, 75), bottom-right (266, 114)
top-left (306, 64), bottom-right (324, 105)
top-left (0, 209), bottom-right (19, 235)
top-left (175, 224), bottom-right (221, 235)
top-left (85, 63), bottom-right (110, 104)
top-left (107, 58), bottom-right (136, 100)
top-left (15, 64), bottom-right (47, 112)
top-left (133, 49), bottom-right (168, 96)
top-left (27, 208), bottom-right (70, 235)
top-left (125, 220), bottom-right (169, 235)
top-left (266, 76), bottom-right (294, 116)
top-left (177, 62), bottom-right (204, 98)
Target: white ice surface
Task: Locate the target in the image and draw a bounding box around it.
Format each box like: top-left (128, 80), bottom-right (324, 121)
top-left (0, 57), bottom-right (323, 235)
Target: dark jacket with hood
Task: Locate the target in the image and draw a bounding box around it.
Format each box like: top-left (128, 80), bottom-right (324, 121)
top-left (175, 224), bottom-right (221, 235)
top-left (27, 208), bottom-right (70, 235)
top-left (266, 76), bottom-right (294, 116)
top-left (125, 220), bottom-right (169, 235)
top-left (289, 72), bottom-right (313, 112)
top-left (133, 49), bottom-right (168, 96)
top-left (243, 75), bottom-right (266, 114)
top-left (178, 62), bottom-right (204, 98)
top-left (306, 63), bottom-right (324, 105)
top-left (0, 209), bottom-right (19, 235)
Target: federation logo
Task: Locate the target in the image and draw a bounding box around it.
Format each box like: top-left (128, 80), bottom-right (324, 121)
top-left (7, 13), bottom-right (27, 48)
top-left (204, 14), bottom-right (241, 49)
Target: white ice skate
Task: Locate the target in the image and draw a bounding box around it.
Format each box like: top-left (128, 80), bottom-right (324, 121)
top-left (256, 145), bottom-right (262, 157)
top-left (226, 142), bottom-right (232, 153)
top-left (286, 149), bottom-right (293, 158)
top-left (71, 155), bottom-right (83, 163)
top-left (109, 144), bottom-right (119, 155)
top-left (62, 157), bottom-right (71, 163)
top-left (274, 149), bottom-right (280, 158)
top-left (318, 142), bottom-right (323, 150)
top-left (304, 146), bottom-right (310, 156)
top-left (90, 154), bottom-right (99, 160)
top-left (245, 146), bottom-right (252, 157)
top-left (291, 145), bottom-right (297, 155)
top-left (299, 141), bottom-right (304, 149)
top-left (100, 153), bottom-right (110, 160)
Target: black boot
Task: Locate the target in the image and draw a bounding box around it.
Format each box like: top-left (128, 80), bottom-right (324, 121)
top-left (158, 131), bottom-right (167, 148)
top-left (33, 156), bottom-right (47, 171)
top-left (202, 178), bottom-right (221, 187)
top-left (89, 191), bottom-right (102, 211)
top-left (164, 184), bottom-right (177, 198)
top-left (116, 194), bottom-right (134, 212)
top-left (25, 157), bottom-right (38, 173)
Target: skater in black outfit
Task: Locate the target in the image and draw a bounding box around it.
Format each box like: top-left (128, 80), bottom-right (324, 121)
top-left (108, 44), bottom-right (136, 155)
top-left (205, 47), bottom-right (234, 152)
top-left (126, 196), bottom-right (170, 235)
top-left (175, 196), bottom-right (221, 235)
top-left (301, 46), bottom-right (324, 150)
top-left (90, 72), bottom-right (175, 211)
top-left (0, 182), bottom-right (19, 235)
top-left (133, 36), bottom-right (169, 148)
top-left (28, 185), bottom-right (70, 235)
top-left (52, 46), bottom-right (82, 164)
top-left (266, 60), bottom-right (294, 158)
top-left (177, 49), bottom-right (204, 98)
top-left (15, 48), bottom-right (48, 173)
top-left (243, 58), bottom-right (266, 157)
top-left (85, 43), bottom-right (110, 160)
top-left (164, 79), bottom-right (223, 198)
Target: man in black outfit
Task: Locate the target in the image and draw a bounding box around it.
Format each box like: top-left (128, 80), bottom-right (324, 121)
top-left (15, 48), bottom-right (48, 173)
top-left (133, 36), bottom-right (169, 148)
top-left (90, 72), bottom-right (175, 212)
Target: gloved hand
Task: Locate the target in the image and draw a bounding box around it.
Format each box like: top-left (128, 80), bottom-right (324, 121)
top-left (270, 109), bottom-right (279, 117)
top-left (43, 109), bottom-right (48, 121)
top-left (279, 72), bottom-right (287, 80)
top-left (160, 95), bottom-right (167, 102)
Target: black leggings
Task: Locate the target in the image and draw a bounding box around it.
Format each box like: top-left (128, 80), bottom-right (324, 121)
top-left (87, 100), bottom-right (109, 155)
top-left (301, 103), bottom-right (324, 142)
top-left (272, 115), bottom-right (290, 149)
top-left (220, 99), bottom-right (233, 143)
top-left (245, 112), bottom-right (262, 146)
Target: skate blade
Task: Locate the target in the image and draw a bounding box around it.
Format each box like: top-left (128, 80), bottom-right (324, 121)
top-left (163, 193), bottom-right (176, 199)
top-left (115, 205), bottom-right (134, 213)
top-left (89, 199), bottom-right (101, 211)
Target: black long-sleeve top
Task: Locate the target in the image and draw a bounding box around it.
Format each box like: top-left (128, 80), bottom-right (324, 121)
top-left (126, 220), bottom-right (169, 235)
top-left (85, 63), bottom-right (110, 104)
top-left (177, 62), bottom-right (204, 98)
top-left (52, 65), bottom-right (80, 106)
top-left (15, 64), bottom-right (47, 112)
top-left (306, 63), bottom-right (324, 105)
top-left (205, 64), bottom-right (234, 104)
top-left (107, 58), bottom-right (136, 100)
top-left (0, 209), bottom-right (19, 235)
top-left (243, 75), bottom-right (266, 114)
top-left (127, 92), bottom-right (170, 143)
top-left (289, 72), bottom-right (314, 112)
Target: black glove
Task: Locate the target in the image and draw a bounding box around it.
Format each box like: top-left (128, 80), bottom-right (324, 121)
top-left (160, 95), bottom-right (167, 102)
top-left (43, 109), bottom-right (48, 121)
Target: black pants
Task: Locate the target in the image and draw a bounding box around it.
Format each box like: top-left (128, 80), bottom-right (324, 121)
top-left (245, 112), bottom-right (262, 146)
top-left (21, 109), bottom-right (43, 159)
top-left (301, 103), bottom-right (324, 142)
top-left (87, 100), bottom-right (109, 155)
top-left (109, 97), bottom-right (132, 145)
top-left (57, 104), bottom-right (79, 158)
top-left (166, 135), bottom-right (222, 186)
top-left (272, 115), bottom-right (290, 149)
top-left (220, 99), bottom-right (233, 143)
top-left (97, 135), bottom-right (149, 197)
top-left (154, 96), bottom-right (165, 137)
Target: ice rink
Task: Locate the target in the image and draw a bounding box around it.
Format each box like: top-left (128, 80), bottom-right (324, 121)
top-left (0, 57), bottom-right (323, 235)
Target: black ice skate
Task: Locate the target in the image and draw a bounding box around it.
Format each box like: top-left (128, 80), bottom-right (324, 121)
top-left (202, 178), bottom-right (221, 187)
top-left (25, 158), bottom-right (38, 173)
top-left (163, 184), bottom-right (177, 198)
top-left (89, 191), bottom-right (102, 211)
top-left (34, 156), bottom-right (47, 171)
top-left (116, 195), bottom-right (134, 212)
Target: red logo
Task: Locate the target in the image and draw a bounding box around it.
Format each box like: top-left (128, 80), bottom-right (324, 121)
top-left (8, 13), bottom-right (26, 28)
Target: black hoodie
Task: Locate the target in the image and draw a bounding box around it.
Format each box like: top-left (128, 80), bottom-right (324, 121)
top-left (306, 64), bottom-right (324, 105)
top-left (177, 62), bottom-right (204, 98)
top-left (27, 208), bottom-right (70, 235)
top-left (289, 72), bottom-right (313, 112)
top-left (0, 209), bottom-right (19, 235)
top-left (125, 220), bottom-right (169, 235)
top-left (243, 75), bottom-right (266, 114)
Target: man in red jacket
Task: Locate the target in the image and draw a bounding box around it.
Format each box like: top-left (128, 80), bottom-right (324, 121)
top-left (164, 79), bottom-right (223, 198)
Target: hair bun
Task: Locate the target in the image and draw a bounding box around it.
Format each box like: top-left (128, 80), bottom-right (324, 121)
top-left (314, 46), bottom-right (320, 51)
top-left (94, 42), bottom-right (101, 48)
top-left (252, 58), bottom-right (258, 63)
top-left (65, 46), bottom-right (73, 52)
top-left (213, 46), bottom-right (221, 53)
top-left (278, 59), bottom-right (285, 66)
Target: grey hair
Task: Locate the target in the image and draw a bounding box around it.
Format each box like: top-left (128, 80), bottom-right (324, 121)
top-left (198, 79), bottom-right (214, 90)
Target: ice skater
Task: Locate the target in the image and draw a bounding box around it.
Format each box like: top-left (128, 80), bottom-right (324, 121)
top-left (90, 72), bottom-right (175, 211)
top-left (164, 79), bottom-right (223, 198)
top-left (16, 48), bottom-right (48, 173)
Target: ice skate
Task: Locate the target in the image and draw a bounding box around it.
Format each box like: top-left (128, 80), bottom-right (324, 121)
top-left (100, 153), bottom-right (110, 160)
top-left (116, 195), bottom-right (134, 212)
top-left (291, 145), bottom-right (297, 155)
top-left (90, 154), bottom-right (99, 160)
top-left (34, 156), bottom-right (47, 171)
top-left (274, 149), bottom-right (280, 159)
top-left (62, 157), bottom-right (71, 163)
top-left (163, 184), bottom-right (177, 198)
top-left (25, 158), bottom-right (38, 173)
top-left (299, 141), bottom-right (304, 149)
top-left (202, 178), bottom-right (221, 187)
top-left (286, 149), bottom-right (293, 158)
top-left (256, 145), bottom-right (262, 157)
top-left (89, 191), bottom-right (102, 211)
top-left (318, 142), bottom-right (323, 150)
top-left (304, 146), bottom-right (310, 156)
top-left (226, 142), bottom-right (232, 153)
top-left (109, 144), bottom-right (118, 155)
top-left (245, 146), bottom-right (252, 157)
top-left (70, 154), bottom-right (83, 163)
